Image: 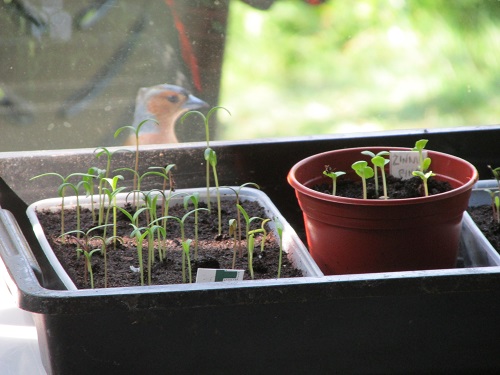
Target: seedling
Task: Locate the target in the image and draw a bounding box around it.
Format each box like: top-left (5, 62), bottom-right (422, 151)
top-left (246, 228), bottom-right (259, 279)
top-left (95, 147), bottom-right (132, 222)
top-left (30, 172), bottom-right (93, 238)
top-left (147, 164), bottom-right (176, 215)
top-left (486, 165), bottom-right (500, 224)
top-left (412, 170), bottom-right (436, 197)
top-left (114, 119), bottom-right (158, 207)
top-left (246, 218), bottom-right (270, 280)
top-left (412, 139), bottom-right (431, 172)
top-left (81, 167), bottom-right (98, 223)
top-left (236, 204), bottom-right (269, 279)
top-left (224, 183), bottom-right (260, 257)
top-left (143, 191), bottom-right (161, 225)
top-left (118, 205), bottom-right (149, 228)
top-left (129, 216), bottom-right (168, 286)
top-left (484, 189), bottom-right (500, 224)
top-left (95, 147), bottom-right (131, 179)
top-left (494, 195), bottom-right (500, 224)
top-left (351, 161), bottom-right (374, 199)
top-left (488, 165), bottom-right (500, 191)
top-left (372, 155), bottom-right (390, 199)
top-left (183, 193), bottom-right (200, 259)
top-left (114, 167), bottom-right (155, 210)
top-left (57, 180), bottom-right (90, 240)
top-left (322, 165), bottom-right (345, 196)
top-left (181, 239), bottom-right (193, 284)
top-left (101, 175), bottom-right (126, 247)
top-left (62, 225), bottom-right (119, 288)
top-left (129, 224), bottom-right (149, 286)
top-left (153, 208), bottom-right (209, 283)
top-left (77, 248), bottom-right (102, 289)
top-left (64, 224), bottom-right (121, 288)
top-left (146, 224), bottom-right (166, 285)
top-left (94, 167), bottom-right (109, 225)
top-left (206, 148), bottom-right (223, 235)
top-left (274, 217), bottom-right (284, 278)
top-left (361, 150), bottom-right (389, 198)
top-left (148, 190), bottom-right (186, 252)
top-left (120, 206), bottom-right (166, 283)
top-left (258, 218), bottom-right (271, 253)
top-left (411, 141), bottom-right (435, 197)
top-left (181, 106), bottom-right (230, 217)
top-left (236, 204), bottom-right (265, 246)
top-left (229, 218), bottom-right (238, 269)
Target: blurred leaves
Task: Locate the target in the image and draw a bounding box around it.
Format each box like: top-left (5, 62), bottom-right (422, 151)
top-left (220, 0), bottom-right (500, 140)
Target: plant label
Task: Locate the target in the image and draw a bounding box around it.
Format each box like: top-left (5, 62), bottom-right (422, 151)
top-left (195, 268), bottom-right (245, 283)
top-left (389, 150), bottom-right (428, 180)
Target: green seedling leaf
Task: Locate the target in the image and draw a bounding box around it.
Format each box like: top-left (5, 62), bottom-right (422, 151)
top-left (412, 139), bottom-right (430, 172)
top-left (323, 165), bottom-right (345, 196)
top-left (204, 148), bottom-right (217, 167)
top-left (352, 161), bottom-right (374, 199)
top-left (412, 139), bottom-right (428, 152)
top-left (352, 161), bottom-right (374, 179)
top-left (422, 157), bottom-right (431, 171)
top-left (412, 170), bottom-right (436, 197)
top-left (371, 155), bottom-right (390, 168)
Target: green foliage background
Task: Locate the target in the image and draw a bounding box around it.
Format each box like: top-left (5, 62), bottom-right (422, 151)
top-left (218, 0), bottom-right (500, 140)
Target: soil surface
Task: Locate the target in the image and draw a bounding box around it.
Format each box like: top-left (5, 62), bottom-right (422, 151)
top-left (315, 175), bottom-right (452, 199)
top-left (467, 205), bottom-right (500, 253)
top-left (36, 199), bottom-right (302, 289)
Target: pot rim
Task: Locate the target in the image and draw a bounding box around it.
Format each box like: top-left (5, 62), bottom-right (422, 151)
top-left (287, 146), bottom-right (478, 206)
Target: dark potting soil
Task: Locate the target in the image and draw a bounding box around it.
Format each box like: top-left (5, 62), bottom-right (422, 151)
top-left (467, 205), bottom-right (500, 254)
top-left (314, 175), bottom-right (452, 199)
top-left (36, 200), bottom-right (302, 289)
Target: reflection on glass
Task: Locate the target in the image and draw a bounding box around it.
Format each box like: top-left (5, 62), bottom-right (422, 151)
top-left (0, 0), bottom-right (227, 151)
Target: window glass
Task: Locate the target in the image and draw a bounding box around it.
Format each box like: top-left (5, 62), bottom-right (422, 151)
top-left (1, 0), bottom-right (226, 150)
top-left (220, 0), bottom-right (500, 140)
top-left (1, 0), bottom-right (498, 151)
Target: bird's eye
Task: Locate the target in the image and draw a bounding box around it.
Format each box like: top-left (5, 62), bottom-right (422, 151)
top-left (166, 95), bottom-right (180, 103)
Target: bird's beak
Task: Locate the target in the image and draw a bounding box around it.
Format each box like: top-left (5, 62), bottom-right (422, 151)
top-left (183, 94), bottom-right (209, 110)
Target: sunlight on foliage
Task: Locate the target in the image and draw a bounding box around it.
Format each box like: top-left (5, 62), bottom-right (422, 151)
top-left (219, 0), bottom-right (500, 140)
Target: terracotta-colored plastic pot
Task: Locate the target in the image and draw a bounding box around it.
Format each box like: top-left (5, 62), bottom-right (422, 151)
top-left (287, 147), bottom-right (478, 275)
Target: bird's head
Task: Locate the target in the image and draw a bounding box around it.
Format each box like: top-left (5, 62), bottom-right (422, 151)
top-left (133, 84), bottom-right (208, 130)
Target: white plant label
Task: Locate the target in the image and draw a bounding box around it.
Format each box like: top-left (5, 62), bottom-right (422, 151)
top-left (196, 268), bottom-right (245, 283)
top-left (389, 150), bottom-right (428, 180)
